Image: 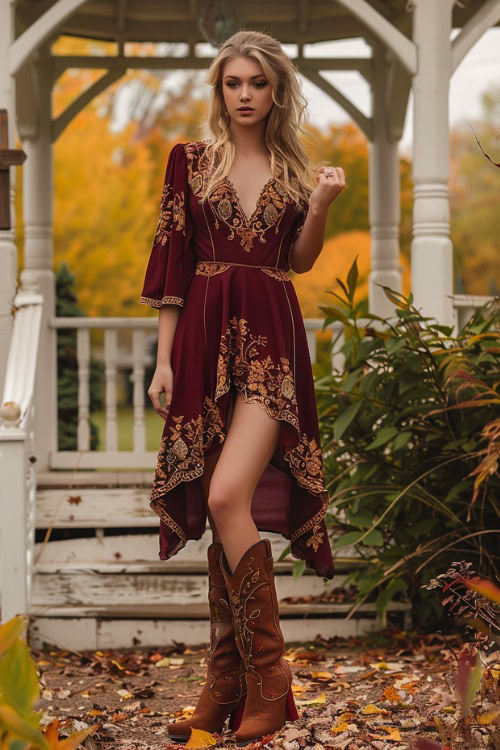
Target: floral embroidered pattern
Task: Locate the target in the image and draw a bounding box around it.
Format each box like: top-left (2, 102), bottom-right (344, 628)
top-left (154, 184), bottom-right (186, 245)
top-left (305, 524), bottom-right (325, 552)
top-left (184, 141), bottom-right (289, 253)
top-left (196, 261), bottom-right (231, 277)
top-left (260, 268), bottom-right (290, 282)
top-left (215, 317), bottom-right (299, 430)
top-left (150, 395), bottom-right (225, 525)
top-left (209, 179), bottom-right (288, 253)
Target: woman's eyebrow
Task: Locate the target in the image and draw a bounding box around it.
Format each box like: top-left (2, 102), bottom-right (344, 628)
top-left (223, 74), bottom-right (266, 80)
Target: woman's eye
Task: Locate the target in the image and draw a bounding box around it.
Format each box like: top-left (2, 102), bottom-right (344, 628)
top-left (225, 81), bottom-right (267, 88)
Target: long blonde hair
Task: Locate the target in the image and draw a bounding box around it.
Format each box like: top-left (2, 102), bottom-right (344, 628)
top-left (199, 30), bottom-right (319, 207)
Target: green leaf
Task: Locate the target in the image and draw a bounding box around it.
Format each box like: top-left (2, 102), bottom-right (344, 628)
top-left (292, 559), bottom-right (306, 580)
top-left (346, 509), bottom-right (374, 528)
top-left (391, 431), bottom-right (412, 451)
top-left (365, 426), bottom-right (399, 450)
top-left (346, 256), bottom-right (359, 301)
top-left (332, 531), bottom-right (363, 550)
top-left (363, 529), bottom-right (384, 546)
top-left (0, 640), bottom-right (40, 716)
top-left (333, 399), bottom-right (364, 440)
top-left (0, 617), bottom-right (25, 658)
top-left (318, 306), bottom-right (351, 327)
top-left (376, 578), bottom-right (407, 616)
top-left (0, 705), bottom-right (50, 750)
top-left (407, 518), bottom-right (438, 536)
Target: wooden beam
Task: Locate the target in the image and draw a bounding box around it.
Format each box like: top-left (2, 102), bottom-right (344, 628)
top-left (331, 0), bottom-right (416, 75)
top-left (31, 13), bottom-right (366, 45)
top-left (51, 69), bottom-right (126, 141)
top-left (50, 54), bottom-right (373, 77)
top-left (451, 0), bottom-right (500, 73)
top-left (301, 71), bottom-right (373, 139)
top-left (9, 0), bottom-right (88, 75)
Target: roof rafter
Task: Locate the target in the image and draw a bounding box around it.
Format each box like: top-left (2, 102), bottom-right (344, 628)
top-left (451, 0), bottom-right (500, 73)
top-left (331, 0), bottom-right (416, 75)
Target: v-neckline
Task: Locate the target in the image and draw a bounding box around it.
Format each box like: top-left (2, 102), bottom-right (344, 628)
top-left (224, 175), bottom-right (276, 225)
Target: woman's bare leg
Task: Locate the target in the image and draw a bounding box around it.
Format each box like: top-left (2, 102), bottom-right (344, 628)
top-left (207, 391), bottom-right (281, 574)
top-left (200, 450), bottom-right (223, 544)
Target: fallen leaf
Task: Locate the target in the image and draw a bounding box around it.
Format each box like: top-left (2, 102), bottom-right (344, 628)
top-left (296, 692), bottom-right (326, 706)
top-left (383, 686), bottom-right (402, 702)
top-left (332, 722), bottom-right (349, 733)
top-left (155, 657), bottom-right (171, 667)
top-left (371, 727), bottom-right (402, 741)
top-left (477, 708), bottom-right (500, 724)
top-left (185, 727), bottom-right (217, 747)
top-left (362, 704), bottom-right (387, 715)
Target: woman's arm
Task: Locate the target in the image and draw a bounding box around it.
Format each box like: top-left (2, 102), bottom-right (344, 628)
top-left (157, 304), bottom-right (181, 366)
top-left (148, 304), bottom-right (181, 419)
top-left (290, 166), bottom-right (345, 274)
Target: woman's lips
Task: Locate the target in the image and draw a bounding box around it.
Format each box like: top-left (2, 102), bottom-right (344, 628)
top-left (237, 107), bottom-right (254, 112)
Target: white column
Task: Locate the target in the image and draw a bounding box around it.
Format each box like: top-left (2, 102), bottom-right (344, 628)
top-left (0, 0), bottom-right (17, 398)
top-left (18, 44), bottom-right (57, 472)
top-left (411, 0), bottom-right (455, 327)
top-left (368, 41), bottom-right (402, 318)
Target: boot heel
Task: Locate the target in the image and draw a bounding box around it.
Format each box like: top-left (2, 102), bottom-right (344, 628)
top-left (284, 687), bottom-right (299, 721)
top-left (228, 693), bottom-right (247, 731)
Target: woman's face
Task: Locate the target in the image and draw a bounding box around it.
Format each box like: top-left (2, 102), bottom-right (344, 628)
top-left (221, 55), bottom-right (274, 126)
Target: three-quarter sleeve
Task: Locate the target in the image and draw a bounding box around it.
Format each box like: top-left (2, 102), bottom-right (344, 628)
top-left (140, 143), bottom-right (195, 309)
top-left (287, 201), bottom-right (308, 269)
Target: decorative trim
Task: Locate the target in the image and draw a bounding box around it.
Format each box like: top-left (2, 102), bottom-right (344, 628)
top-left (260, 268), bottom-right (290, 282)
top-left (140, 295), bottom-right (184, 308)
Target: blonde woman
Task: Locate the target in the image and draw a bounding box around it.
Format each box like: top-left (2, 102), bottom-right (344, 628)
top-left (140, 29), bottom-right (345, 746)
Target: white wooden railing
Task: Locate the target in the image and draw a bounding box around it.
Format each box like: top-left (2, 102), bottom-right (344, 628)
top-left (0, 291), bottom-right (43, 621)
top-left (47, 293), bottom-right (494, 471)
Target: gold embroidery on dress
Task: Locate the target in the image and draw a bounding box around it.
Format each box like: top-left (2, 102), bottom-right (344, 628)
top-left (260, 268), bottom-right (290, 282)
top-left (184, 141), bottom-right (289, 253)
top-left (196, 261), bottom-right (231, 277)
top-left (140, 295), bottom-right (184, 308)
top-left (215, 317), bottom-right (299, 431)
top-left (305, 524), bottom-right (325, 552)
top-left (154, 185), bottom-right (186, 245)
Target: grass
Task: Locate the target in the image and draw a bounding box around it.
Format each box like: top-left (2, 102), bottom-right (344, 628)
top-left (90, 406), bottom-right (165, 452)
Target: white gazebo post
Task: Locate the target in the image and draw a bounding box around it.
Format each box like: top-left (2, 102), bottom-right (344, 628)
top-left (411, 0), bottom-right (455, 327)
top-left (368, 38), bottom-right (403, 317)
top-left (0, 0), bottom-right (17, 398)
top-left (18, 42), bottom-right (58, 472)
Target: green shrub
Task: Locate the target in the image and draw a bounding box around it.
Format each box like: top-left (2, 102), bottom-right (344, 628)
top-left (316, 257), bottom-right (499, 628)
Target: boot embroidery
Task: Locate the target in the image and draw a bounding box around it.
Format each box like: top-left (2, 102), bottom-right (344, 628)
top-left (224, 552), bottom-right (289, 702)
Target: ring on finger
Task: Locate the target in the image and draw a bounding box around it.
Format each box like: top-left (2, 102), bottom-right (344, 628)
top-left (323, 167), bottom-right (334, 177)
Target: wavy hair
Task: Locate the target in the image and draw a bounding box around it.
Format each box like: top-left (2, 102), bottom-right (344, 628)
top-left (199, 30), bottom-right (319, 207)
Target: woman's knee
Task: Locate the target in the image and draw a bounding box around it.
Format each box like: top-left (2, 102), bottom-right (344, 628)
top-left (207, 481), bottom-right (250, 520)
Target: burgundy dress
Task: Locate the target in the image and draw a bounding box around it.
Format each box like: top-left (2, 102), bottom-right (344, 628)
top-left (140, 140), bottom-right (335, 580)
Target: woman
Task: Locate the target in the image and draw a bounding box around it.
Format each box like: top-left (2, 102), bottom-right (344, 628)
top-left (140, 29), bottom-right (345, 746)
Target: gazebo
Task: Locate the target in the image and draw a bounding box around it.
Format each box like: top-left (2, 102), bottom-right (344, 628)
top-left (0, 0), bottom-right (497, 648)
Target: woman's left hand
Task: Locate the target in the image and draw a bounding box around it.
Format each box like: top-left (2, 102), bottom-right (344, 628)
top-left (309, 166), bottom-right (345, 212)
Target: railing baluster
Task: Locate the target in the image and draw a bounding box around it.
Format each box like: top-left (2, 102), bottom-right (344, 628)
top-left (132, 328), bottom-right (146, 453)
top-left (104, 329), bottom-right (118, 451)
top-left (77, 328), bottom-right (91, 451)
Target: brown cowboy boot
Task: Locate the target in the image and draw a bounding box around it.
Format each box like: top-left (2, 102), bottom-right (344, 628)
top-left (220, 538), bottom-right (299, 747)
top-left (167, 542), bottom-right (247, 743)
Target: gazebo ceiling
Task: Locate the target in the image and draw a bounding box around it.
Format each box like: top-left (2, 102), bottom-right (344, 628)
top-left (15, 0), bottom-right (497, 46)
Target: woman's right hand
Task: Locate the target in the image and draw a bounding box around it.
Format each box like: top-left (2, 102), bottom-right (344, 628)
top-left (148, 363), bottom-right (174, 421)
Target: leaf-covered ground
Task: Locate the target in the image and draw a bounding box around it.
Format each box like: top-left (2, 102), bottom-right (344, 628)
top-left (32, 628), bottom-right (499, 749)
